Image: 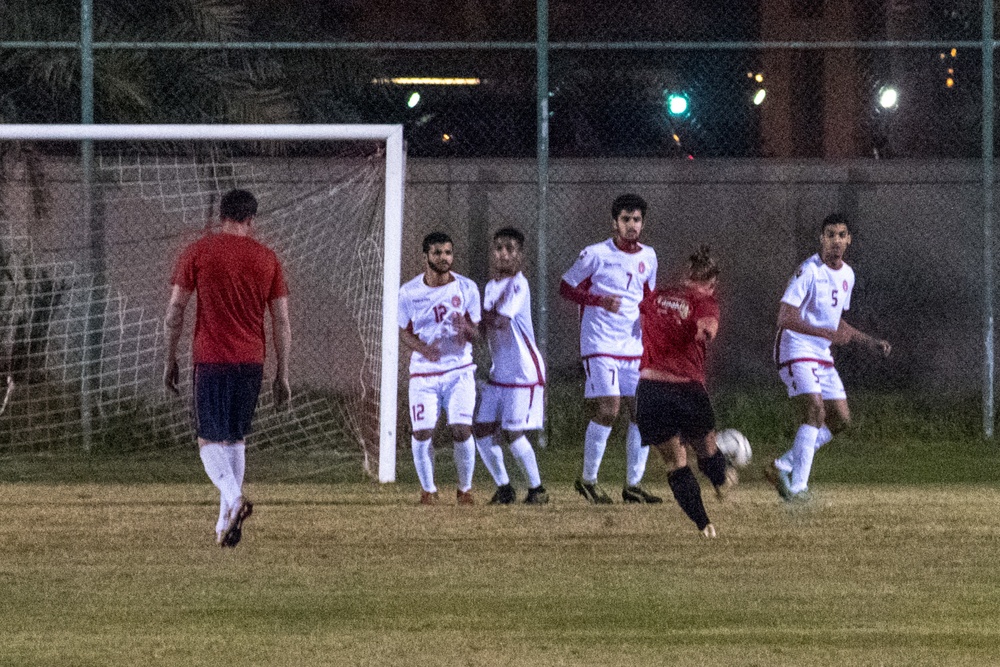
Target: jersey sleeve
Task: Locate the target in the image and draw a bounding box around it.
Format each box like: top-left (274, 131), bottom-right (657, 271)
top-left (561, 247), bottom-right (599, 287)
top-left (781, 261), bottom-right (813, 308)
top-left (842, 270), bottom-right (854, 312)
top-left (695, 294), bottom-right (721, 322)
top-left (397, 284), bottom-right (413, 329)
top-left (462, 279), bottom-right (482, 324)
top-left (646, 250), bottom-right (658, 292)
top-left (496, 275), bottom-right (529, 319)
top-left (170, 243), bottom-right (198, 291)
top-left (268, 258), bottom-right (289, 301)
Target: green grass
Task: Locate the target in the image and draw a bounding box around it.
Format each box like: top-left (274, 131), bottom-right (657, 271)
top-left (1, 390), bottom-right (1000, 665)
top-left (1, 482), bottom-right (1000, 666)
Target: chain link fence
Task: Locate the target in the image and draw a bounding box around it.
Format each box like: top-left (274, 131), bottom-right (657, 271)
top-left (1, 0), bottom-right (998, 452)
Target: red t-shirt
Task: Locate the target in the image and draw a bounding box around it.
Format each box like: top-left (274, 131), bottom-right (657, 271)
top-left (171, 233), bottom-right (289, 364)
top-left (639, 283), bottom-right (719, 384)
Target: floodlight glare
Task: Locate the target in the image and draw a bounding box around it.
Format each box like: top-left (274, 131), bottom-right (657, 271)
top-left (878, 86), bottom-right (898, 109)
top-left (407, 91), bottom-right (421, 108)
top-left (666, 93), bottom-right (689, 116)
top-left (753, 88), bottom-right (766, 106)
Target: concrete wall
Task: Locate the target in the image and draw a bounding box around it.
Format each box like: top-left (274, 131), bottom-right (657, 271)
top-left (407, 158), bottom-right (987, 396)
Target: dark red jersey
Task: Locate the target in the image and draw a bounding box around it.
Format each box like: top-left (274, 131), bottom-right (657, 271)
top-left (171, 232), bottom-right (288, 364)
top-left (639, 283), bottom-right (719, 384)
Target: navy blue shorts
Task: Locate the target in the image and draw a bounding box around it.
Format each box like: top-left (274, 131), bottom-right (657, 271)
top-left (635, 379), bottom-right (715, 447)
top-left (193, 363), bottom-right (264, 443)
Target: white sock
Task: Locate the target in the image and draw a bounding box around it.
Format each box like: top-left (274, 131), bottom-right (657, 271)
top-left (582, 421), bottom-right (612, 483)
top-left (791, 424), bottom-right (820, 493)
top-left (454, 436), bottom-right (476, 492)
top-left (624, 422), bottom-right (648, 487)
top-left (779, 424), bottom-right (833, 472)
top-left (475, 433), bottom-right (510, 486)
top-left (199, 443), bottom-right (242, 508)
top-left (226, 443), bottom-right (246, 489)
top-left (411, 436), bottom-right (436, 492)
top-left (201, 444), bottom-right (241, 537)
top-left (815, 424), bottom-right (833, 451)
top-left (509, 435), bottom-right (542, 488)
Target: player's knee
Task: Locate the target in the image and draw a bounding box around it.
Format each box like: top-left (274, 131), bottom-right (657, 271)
top-left (412, 429), bottom-right (433, 441)
top-left (451, 424), bottom-right (472, 441)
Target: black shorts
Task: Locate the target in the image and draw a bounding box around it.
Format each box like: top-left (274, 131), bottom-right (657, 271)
top-left (635, 379), bottom-right (716, 447)
top-left (193, 363), bottom-right (264, 443)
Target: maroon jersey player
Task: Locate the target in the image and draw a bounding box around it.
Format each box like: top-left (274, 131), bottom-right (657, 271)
top-left (635, 245), bottom-right (729, 538)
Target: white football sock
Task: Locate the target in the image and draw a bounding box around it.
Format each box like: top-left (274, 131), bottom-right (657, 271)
top-left (790, 424), bottom-right (820, 493)
top-left (624, 422), bottom-right (648, 487)
top-left (454, 436), bottom-right (476, 492)
top-left (775, 450), bottom-right (793, 473)
top-left (199, 443), bottom-right (242, 508)
top-left (509, 435), bottom-right (542, 488)
top-left (582, 421), bottom-right (612, 483)
top-left (226, 442), bottom-right (246, 490)
top-left (815, 424), bottom-right (833, 451)
top-left (411, 436), bottom-right (436, 493)
top-left (475, 433), bottom-right (510, 486)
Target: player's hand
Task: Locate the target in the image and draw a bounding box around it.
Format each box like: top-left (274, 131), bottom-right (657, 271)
top-left (164, 360), bottom-right (180, 395)
top-left (273, 376), bottom-right (291, 409)
top-left (450, 312), bottom-right (478, 342)
top-left (600, 295), bottom-right (622, 313)
top-left (421, 343), bottom-right (442, 362)
top-left (875, 339), bottom-right (892, 358)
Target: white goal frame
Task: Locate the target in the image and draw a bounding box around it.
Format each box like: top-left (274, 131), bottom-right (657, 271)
top-left (0, 124), bottom-right (404, 482)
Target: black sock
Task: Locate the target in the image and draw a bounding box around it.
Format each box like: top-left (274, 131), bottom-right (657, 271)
top-left (698, 450), bottom-right (728, 488)
top-left (668, 466), bottom-right (710, 530)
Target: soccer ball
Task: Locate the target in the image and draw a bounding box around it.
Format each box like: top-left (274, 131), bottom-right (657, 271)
top-left (716, 428), bottom-right (752, 468)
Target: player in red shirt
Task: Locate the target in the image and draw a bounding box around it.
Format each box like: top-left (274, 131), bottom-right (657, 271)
top-left (164, 189), bottom-right (291, 548)
top-left (635, 245), bottom-right (729, 538)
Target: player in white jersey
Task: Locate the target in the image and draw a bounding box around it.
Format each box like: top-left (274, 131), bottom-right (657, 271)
top-left (473, 228), bottom-right (549, 505)
top-left (398, 231), bottom-right (482, 505)
top-left (560, 193), bottom-right (661, 504)
top-left (766, 213), bottom-right (891, 501)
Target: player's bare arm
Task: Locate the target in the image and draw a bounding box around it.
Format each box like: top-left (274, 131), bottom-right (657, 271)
top-left (776, 302), bottom-right (847, 344)
top-left (400, 327), bottom-right (441, 362)
top-left (480, 307), bottom-right (509, 332)
top-left (270, 296), bottom-right (292, 407)
top-left (163, 285), bottom-right (193, 395)
top-left (837, 320), bottom-right (891, 357)
top-left (558, 280), bottom-right (622, 313)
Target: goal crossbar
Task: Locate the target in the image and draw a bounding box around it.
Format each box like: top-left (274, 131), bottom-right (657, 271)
top-left (0, 124), bottom-right (404, 482)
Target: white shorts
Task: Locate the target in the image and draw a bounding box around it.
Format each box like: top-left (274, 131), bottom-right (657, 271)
top-left (779, 361), bottom-right (846, 400)
top-left (475, 382), bottom-right (545, 431)
top-left (583, 356), bottom-right (640, 399)
top-left (408, 366), bottom-right (477, 431)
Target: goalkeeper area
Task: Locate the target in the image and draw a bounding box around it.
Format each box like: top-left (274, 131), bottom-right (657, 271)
top-left (0, 125), bottom-right (403, 482)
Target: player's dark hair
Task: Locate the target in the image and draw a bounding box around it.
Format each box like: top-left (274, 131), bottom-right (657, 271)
top-left (493, 227), bottom-right (525, 248)
top-left (688, 244), bottom-right (720, 283)
top-left (821, 212), bottom-right (851, 233)
top-left (422, 231), bottom-right (453, 253)
top-left (220, 189), bottom-right (258, 223)
top-left (611, 193), bottom-right (647, 219)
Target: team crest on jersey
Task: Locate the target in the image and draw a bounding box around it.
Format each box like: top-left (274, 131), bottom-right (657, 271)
top-left (638, 261), bottom-right (646, 274)
top-left (452, 295), bottom-right (462, 307)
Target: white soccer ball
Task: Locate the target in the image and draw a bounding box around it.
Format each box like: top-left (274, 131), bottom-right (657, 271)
top-left (716, 428), bottom-right (752, 468)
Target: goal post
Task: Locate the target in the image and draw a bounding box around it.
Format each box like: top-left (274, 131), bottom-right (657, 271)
top-left (0, 124), bottom-right (404, 483)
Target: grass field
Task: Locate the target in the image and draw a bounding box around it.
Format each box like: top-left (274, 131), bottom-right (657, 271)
top-left (2, 391), bottom-right (1000, 665)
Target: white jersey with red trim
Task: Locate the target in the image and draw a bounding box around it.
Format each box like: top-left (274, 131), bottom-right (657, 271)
top-left (398, 272), bottom-right (482, 376)
top-left (561, 238), bottom-right (657, 358)
top-left (483, 272), bottom-right (546, 386)
top-left (775, 253), bottom-right (854, 365)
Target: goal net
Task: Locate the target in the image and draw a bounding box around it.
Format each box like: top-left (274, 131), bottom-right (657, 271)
top-left (0, 125), bottom-right (403, 482)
